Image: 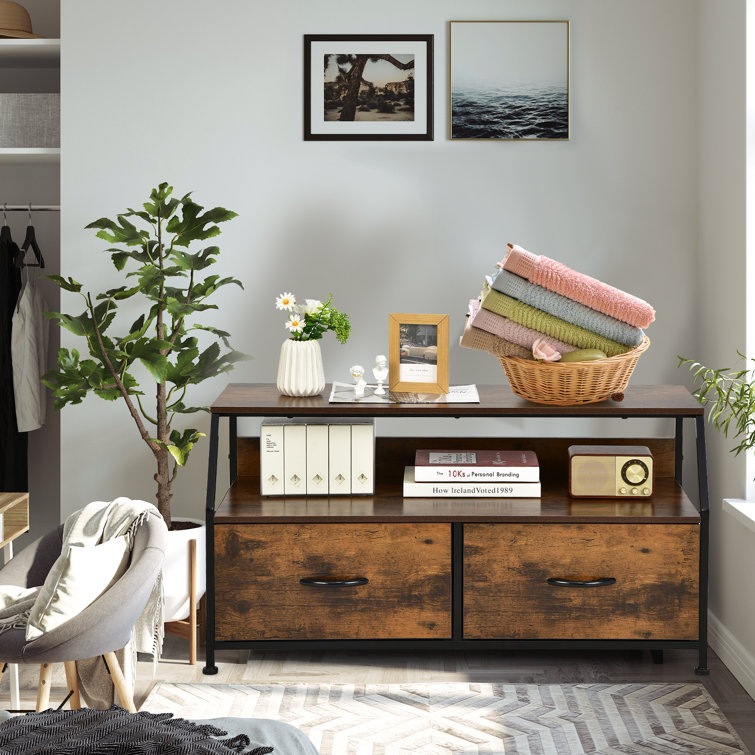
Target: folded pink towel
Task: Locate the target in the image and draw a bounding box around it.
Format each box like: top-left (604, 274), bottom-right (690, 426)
top-left (500, 244), bottom-right (655, 329)
top-left (468, 299), bottom-right (577, 355)
top-left (459, 316), bottom-right (533, 359)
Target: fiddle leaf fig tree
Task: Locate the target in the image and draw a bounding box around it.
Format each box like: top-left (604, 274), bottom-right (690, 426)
top-left (43, 183), bottom-right (246, 529)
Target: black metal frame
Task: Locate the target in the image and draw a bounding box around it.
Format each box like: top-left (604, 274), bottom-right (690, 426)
top-left (204, 407), bottom-right (710, 675)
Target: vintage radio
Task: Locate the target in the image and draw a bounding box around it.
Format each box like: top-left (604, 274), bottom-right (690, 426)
top-left (568, 445), bottom-right (653, 498)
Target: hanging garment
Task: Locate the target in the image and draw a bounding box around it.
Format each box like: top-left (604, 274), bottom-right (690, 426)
top-left (11, 276), bottom-right (49, 432)
top-left (0, 224), bottom-right (28, 491)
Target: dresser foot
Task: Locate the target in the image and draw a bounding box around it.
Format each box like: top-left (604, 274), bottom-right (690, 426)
top-left (695, 666), bottom-right (711, 675)
top-left (203, 664), bottom-right (219, 675)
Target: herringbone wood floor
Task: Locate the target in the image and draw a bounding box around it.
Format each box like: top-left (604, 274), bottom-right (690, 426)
top-left (3, 638), bottom-right (753, 751)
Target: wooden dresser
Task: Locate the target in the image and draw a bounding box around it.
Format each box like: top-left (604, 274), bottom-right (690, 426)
top-left (203, 384), bottom-right (709, 674)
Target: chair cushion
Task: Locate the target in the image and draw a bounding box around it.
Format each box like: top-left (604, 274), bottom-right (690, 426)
top-left (25, 536), bottom-right (130, 640)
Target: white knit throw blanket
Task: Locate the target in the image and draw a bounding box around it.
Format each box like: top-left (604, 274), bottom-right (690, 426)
top-left (0, 497), bottom-right (165, 708)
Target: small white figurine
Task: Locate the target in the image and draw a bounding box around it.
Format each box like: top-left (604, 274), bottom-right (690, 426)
top-left (350, 364), bottom-right (366, 398)
top-left (372, 354), bottom-right (388, 395)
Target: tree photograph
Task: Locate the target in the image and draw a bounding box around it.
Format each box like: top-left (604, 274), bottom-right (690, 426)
top-left (323, 53), bottom-right (415, 122)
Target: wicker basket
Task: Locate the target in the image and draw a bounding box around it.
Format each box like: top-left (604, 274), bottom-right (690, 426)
top-left (498, 336), bottom-right (650, 406)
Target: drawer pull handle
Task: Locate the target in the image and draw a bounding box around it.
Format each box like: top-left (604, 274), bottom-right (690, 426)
top-left (547, 577), bottom-right (616, 588)
top-left (300, 577), bottom-right (369, 587)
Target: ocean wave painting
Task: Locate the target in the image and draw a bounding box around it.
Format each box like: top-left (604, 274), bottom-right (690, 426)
top-left (450, 21), bottom-right (570, 141)
top-left (452, 86), bottom-right (568, 139)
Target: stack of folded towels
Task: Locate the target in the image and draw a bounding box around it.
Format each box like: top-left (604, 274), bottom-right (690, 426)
top-left (460, 243), bottom-right (655, 361)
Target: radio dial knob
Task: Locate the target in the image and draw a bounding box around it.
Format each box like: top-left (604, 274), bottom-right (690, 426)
top-left (622, 459), bottom-right (649, 486)
top-left (619, 487), bottom-right (628, 494)
top-left (631, 487), bottom-right (639, 495)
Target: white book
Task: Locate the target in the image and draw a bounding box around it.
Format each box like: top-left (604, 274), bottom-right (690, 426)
top-left (260, 423), bottom-right (284, 495)
top-left (350, 421), bottom-right (375, 495)
top-left (402, 467), bottom-right (541, 498)
top-left (329, 424), bottom-right (351, 494)
top-left (306, 424), bottom-right (329, 495)
top-left (283, 423), bottom-right (307, 495)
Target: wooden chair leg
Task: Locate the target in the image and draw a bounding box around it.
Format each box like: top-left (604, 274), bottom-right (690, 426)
top-left (36, 662), bottom-right (53, 712)
top-left (103, 651), bottom-right (136, 713)
top-left (63, 661), bottom-right (81, 709)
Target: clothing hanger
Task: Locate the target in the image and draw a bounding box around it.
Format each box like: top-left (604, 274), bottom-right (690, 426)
top-left (16, 204), bottom-right (44, 269)
top-left (0, 203), bottom-right (11, 245)
top-left (1, 204), bottom-right (21, 264)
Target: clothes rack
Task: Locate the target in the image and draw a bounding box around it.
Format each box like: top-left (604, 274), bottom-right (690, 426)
top-left (2, 205), bottom-right (60, 212)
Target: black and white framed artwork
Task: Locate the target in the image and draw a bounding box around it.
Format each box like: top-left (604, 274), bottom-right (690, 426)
top-left (304, 34), bottom-right (434, 141)
top-left (450, 21), bottom-right (570, 140)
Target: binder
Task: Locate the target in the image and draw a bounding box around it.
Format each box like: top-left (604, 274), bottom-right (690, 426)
top-left (328, 424), bottom-right (351, 494)
top-left (306, 423), bottom-right (329, 494)
top-left (283, 423), bottom-right (307, 495)
top-left (260, 423), bottom-right (284, 495)
top-left (350, 421), bottom-right (375, 494)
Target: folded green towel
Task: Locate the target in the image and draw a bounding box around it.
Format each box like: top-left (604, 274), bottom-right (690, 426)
top-left (480, 282), bottom-right (628, 357)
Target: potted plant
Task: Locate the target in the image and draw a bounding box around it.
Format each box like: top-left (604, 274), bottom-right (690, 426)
top-left (274, 291), bottom-right (351, 396)
top-left (679, 353), bottom-right (755, 462)
top-left (43, 182), bottom-right (245, 631)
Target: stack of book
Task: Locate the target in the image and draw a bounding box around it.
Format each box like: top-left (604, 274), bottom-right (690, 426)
top-left (403, 449), bottom-right (540, 498)
top-left (260, 418), bottom-right (375, 496)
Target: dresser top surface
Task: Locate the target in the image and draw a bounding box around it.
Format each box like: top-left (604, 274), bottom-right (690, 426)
top-left (211, 384), bottom-right (703, 418)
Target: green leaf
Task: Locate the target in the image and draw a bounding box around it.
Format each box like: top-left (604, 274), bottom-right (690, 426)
top-left (95, 285), bottom-right (140, 301)
top-left (46, 275), bottom-right (83, 293)
top-left (166, 200), bottom-right (238, 247)
top-left (129, 339), bottom-right (169, 381)
top-left (111, 251), bottom-right (130, 271)
top-left (87, 214), bottom-right (146, 246)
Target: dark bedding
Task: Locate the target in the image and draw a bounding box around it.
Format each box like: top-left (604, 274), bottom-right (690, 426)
top-left (0, 706), bottom-right (278, 754)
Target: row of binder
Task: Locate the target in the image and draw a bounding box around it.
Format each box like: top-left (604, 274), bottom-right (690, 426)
top-left (260, 419), bottom-right (375, 496)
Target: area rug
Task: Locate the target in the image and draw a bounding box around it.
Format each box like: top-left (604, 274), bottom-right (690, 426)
top-left (141, 682), bottom-right (750, 754)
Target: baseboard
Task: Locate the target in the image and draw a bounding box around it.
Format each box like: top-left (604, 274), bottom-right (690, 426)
top-left (708, 611), bottom-right (755, 700)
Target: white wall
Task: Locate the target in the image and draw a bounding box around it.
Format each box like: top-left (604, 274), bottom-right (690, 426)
top-left (696, 0), bottom-right (755, 698)
top-left (60, 0), bottom-right (699, 520)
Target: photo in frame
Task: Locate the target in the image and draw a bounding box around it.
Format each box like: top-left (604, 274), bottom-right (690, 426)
top-left (304, 34), bottom-right (434, 141)
top-left (450, 20), bottom-right (570, 140)
top-left (389, 313), bottom-right (449, 394)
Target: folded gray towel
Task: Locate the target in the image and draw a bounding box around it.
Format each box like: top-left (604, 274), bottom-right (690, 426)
top-left (490, 269), bottom-right (644, 347)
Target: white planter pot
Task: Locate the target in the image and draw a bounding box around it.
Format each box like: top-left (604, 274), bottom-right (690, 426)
top-left (276, 339), bottom-right (325, 397)
top-left (163, 517), bottom-right (206, 623)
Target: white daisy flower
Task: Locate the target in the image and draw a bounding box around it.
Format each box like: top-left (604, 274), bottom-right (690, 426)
top-left (300, 299), bottom-right (323, 315)
top-left (275, 292), bottom-right (296, 311)
top-left (285, 313), bottom-right (304, 333)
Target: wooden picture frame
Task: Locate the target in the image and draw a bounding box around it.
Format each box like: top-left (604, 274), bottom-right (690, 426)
top-left (304, 34), bottom-right (434, 141)
top-left (389, 313), bottom-right (449, 394)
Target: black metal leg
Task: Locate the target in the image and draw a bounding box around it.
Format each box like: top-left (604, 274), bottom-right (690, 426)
top-left (203, 413), bottom-right (220, 675)
top-left (651, 649), bottom-right (664, 665)
top-left (229, 415), bottom-right (238, 485)
top-left (674, 417), bottom-right (683, 486)
top-left (695, 415), bottom-right (710, 675)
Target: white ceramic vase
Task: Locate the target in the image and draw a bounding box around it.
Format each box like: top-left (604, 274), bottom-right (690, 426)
top-left (276, 338), bottom-right (325, 397)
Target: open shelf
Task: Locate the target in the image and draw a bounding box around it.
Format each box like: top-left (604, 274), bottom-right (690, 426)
top-left (0, 39), bottom-right (60, 67)
top-left (0, 147), bottom-right (60, 164)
